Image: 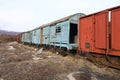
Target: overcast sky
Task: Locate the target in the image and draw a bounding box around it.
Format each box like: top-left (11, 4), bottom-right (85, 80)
top-left (0, 0), bottom-right (119, 32)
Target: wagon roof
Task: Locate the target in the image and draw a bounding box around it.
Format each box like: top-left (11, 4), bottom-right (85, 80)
top-left (108, 5), bottom-right (120, 10)
top-left (33, 13), bottom-right (84, 30)
top-left (80, 5), bottom-right (120, 19)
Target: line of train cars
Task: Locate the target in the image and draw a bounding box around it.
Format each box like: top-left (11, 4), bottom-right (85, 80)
top-left (17, 13), bottom-right (85, 53)
top-left (17, 6), bottom-right (120, 69)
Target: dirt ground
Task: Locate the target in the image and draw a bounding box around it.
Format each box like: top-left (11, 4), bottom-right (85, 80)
top-left (0, 42), bottom-right (120, 80)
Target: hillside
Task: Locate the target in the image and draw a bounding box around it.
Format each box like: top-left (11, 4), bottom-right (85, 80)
top-left (0, 30), bottom-right (19, 35)
top-left (0, 30), bottom-right (19, 43)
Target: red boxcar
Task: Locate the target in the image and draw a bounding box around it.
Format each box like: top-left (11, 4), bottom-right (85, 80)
top-left (78, 6), bottom-right (120, 57)
top-left (17, 33), bottom-right (22, 43)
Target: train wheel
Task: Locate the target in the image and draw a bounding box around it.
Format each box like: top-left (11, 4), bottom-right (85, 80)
top-left (57, 47), bottom-right (68, 57)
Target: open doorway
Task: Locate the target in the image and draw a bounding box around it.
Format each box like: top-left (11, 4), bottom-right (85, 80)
top-left (69, 23), bottom-right (77, 43)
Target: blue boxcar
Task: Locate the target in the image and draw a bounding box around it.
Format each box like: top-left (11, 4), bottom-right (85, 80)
top-left (42, 13), bottom-right (85, 50)
top-left (21, 31), bottom-right (32, 43)
top-left (31, 29), bottom-right (40, 45)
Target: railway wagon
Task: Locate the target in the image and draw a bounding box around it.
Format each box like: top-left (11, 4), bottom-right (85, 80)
top-left (41, 13), bottom-right (85, 54)
top-left (31, 29), bottom-right (41, 45)
top-left (17, 33), bottom-right (22, 43)
top-left (78, 6), bottom-right (120, 69)
top-left (50, 20), bottom-right (78, 50)
top-left (21, 31), bottom-right (32, 44)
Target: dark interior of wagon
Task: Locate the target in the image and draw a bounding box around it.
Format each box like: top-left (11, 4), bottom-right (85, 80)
top-left (69, 23), bottom-right (77, 43)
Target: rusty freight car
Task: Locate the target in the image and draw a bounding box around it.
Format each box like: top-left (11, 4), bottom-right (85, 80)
top-left (17, 33), bottom-right (22, 43)
top-left (78, 6), bottom-right (120, 69)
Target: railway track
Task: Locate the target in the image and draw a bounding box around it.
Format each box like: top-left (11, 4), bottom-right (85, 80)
top-left (86, 52), bottom-right (120, 70)
top-left (41, 46), bottom-right (120, 70)
top-left (18, 43), bottom-right (120, 70)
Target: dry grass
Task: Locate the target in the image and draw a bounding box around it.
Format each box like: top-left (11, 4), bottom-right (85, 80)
top-left (0, 34), bottom-right (16, 43)
top-left (0, 42), bottom-right (120, 80)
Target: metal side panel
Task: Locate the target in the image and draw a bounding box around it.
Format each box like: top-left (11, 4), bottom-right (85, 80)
top-left (111, 8), bottom-right (120, 50)
top-left (95, 11), bottom-right (108, 49)
top-left (80, 15), bottom-right (94, 52)
top-left (42, 27), bottom-right (50, 44)
top-left (32, 29), bottom-right (40, 44)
